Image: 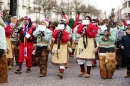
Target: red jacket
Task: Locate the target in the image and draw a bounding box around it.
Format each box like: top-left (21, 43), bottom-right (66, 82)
top-left (48, 27), bottom-right (54, 32)
top-left (19, 24), bottom-right (36, 43)
top-left (77, 23), bottom-right (98, 38)
top-left (52, 30), bottom-right (69, 43)
top-left (4, 25), bottom-right (12, 38)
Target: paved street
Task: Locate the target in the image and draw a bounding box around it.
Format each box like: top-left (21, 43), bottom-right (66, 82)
top-left (0, 53), bottom-right (130, 86)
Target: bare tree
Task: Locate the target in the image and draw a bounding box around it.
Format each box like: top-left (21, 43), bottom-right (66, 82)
top-left (54, 1), bottom-right (70, 16)
top-left (33, 0), bottom-right (58, 18)
top-left (87, 5), bottom-right (99, 17)
top-left (70, 0), bottom-right (82, 13)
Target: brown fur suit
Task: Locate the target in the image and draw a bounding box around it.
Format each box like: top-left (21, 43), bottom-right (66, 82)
top-left (35, 46), bottom-right (49, 76)
top-left (0, 51), bottom-right (8, 83)
top-left (99, 53), bottom-right (117, 79)
top-left (12, 41), bottom-right (19, 65)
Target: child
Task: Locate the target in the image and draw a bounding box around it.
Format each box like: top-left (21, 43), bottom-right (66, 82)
top-left (120, 25), bottom-right (130, 78)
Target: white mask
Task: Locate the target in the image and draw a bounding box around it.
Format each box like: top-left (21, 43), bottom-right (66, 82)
top-left (127, 20), bottom-right (130, 24)
top-left (82, 20), bottom-right (90, 25)
top-left (10, 23), bottom-right (15, 28)
top-left (100, 25), bottom-right (107, 32)
top-left (37, 25), bottom-right (46, 31)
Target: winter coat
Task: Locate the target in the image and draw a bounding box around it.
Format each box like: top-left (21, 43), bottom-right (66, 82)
top-left (119, 34), bottom-right (130, 57)
top-left (96, 27), bottom-right (117, 48)
top-left (33, 27), bottom-right (52, 47)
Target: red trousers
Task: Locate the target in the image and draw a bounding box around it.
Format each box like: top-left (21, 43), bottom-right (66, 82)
top-left (18, 42), bottom-right (33, 67)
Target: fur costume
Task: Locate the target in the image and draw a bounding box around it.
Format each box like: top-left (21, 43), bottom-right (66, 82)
top-left (0, 54), bottom-right (8, 83)
top-left (35, 46), bottom-right (49, 76)
top-left (96, 24), bottom-right (117, 79)
top-left (33, 20), bottom-right (52, 76)
top-left (99, 53), bottom-right (117, 79)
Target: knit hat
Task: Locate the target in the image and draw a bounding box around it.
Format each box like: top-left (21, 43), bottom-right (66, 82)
top-left (23, 16), bottom-right (29, 20)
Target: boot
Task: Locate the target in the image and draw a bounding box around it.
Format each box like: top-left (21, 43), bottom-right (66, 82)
top-left (8, 60), bottom-right (12, 70)
top-left (58, 69), bottom-right (64, 79)
top-left (124, 70), bottom-right (130, 78)
top-left (26, 67), bottom-right (31, 73)
top-left (85, 66), bottom-right (91, 78)
top-left (78, 64), bottom-right (85, 77)
top-left (15, 62), bottom-right (22, 74)
top-left (92, 60), bottom-right (97, 68)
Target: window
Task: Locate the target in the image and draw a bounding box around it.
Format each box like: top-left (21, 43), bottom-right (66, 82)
top-left (129, 1), bottom-right (130, 7)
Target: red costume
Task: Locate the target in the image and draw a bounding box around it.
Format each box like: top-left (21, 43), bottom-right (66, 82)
top-left (77, 23), bottom-right (98, 38)
top-left (18, 24), bottom-right (35, 67)
top-left (52, 29), bottom-right (69, 79)
top-left (52, 30), bottom-right (69, 43)
top-left (5, 25), bottom-right (12, 38)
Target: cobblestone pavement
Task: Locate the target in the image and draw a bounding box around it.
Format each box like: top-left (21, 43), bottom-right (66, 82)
top-left (0, 53), bottom-right (130, 86)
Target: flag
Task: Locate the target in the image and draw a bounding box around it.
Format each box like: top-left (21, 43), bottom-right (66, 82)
top-left (72, 12), bottom-right (80, 32)
top-left (62, 11), bottom-right (68, 24)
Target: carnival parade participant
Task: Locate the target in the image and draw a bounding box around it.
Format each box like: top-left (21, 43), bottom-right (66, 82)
top-left (96, 19), bottom-right (117, 79)
top-left (91, 19), bottom-right (99, 68)
top-left (11, 18), bottom-right (23, 66)
top-left (33, 19), bottom-right (52, 77)
top-left (0, 16), bottom-right (7, 83)
top-left (120, 25), bottom-right (130, 78)
top-left (71, 11), bottom-right (81, 58)
top-left (72, 19), bottom-right (82, 58)
top-left (115, 19), bottom-right (126, 69)
top-left (15, 16), bottom-right (37, 74)
top-left (76, 16), bottom-right (98, 78)
top-left (55, 18), bottom-right (72, 68)
top-left (4, 16), bottom-right (17, 70)
top-left (51, 22), bottom-right (69, 79)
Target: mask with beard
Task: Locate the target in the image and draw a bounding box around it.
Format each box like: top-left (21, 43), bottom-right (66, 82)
top-left (24, 22), bottom-right (29, 25)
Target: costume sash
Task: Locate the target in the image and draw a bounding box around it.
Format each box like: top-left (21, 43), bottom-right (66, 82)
top-left (24, 25), bottom-right (28, 59)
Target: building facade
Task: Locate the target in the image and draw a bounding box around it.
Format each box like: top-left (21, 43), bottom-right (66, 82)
top-left (122, 0), bottom-right (130, 18)
top-left (0, 0), bottom-right (89, 21)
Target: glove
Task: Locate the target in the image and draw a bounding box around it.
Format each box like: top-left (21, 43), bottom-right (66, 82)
top-left (102, 36), bottom-right (108, 41)
top-left (106, 32), bottom-right (111, 36)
